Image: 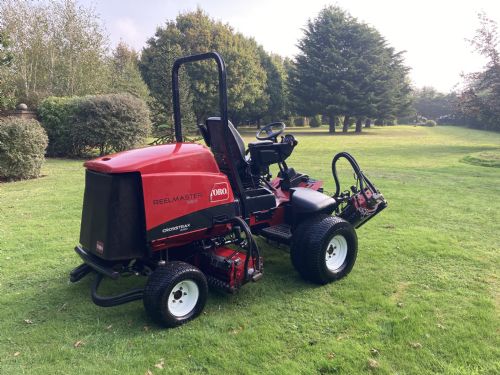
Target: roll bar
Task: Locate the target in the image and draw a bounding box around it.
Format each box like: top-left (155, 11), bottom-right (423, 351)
top-left (172, 51), bottom-right (229, 142)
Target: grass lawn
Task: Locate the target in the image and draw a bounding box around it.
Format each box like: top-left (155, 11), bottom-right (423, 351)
top-left (0, 125), bottom-right (499, 374)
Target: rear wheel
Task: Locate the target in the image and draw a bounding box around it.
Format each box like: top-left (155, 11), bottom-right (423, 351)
top-left (143, 261), bottom-right (208, 328)
top-left (292, 216), bottom-right (357, 284)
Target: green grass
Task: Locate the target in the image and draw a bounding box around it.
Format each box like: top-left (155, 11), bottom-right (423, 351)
top-left (461, 150), bottom-right (500, 168)
top-left (1, 125), bottom-right (499, 374)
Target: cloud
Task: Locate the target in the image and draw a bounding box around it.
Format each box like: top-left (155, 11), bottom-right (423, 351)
top-left (113, 17), bottom-right (144, 50)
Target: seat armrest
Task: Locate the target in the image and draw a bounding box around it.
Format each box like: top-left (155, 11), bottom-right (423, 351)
top-left (248, 140), bottom-right (273, 148)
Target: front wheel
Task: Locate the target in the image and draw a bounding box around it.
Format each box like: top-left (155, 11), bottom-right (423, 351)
top-left (294, 216), bottom-right (358, 284)
top-left (143, 261), bottom-right (208, 328)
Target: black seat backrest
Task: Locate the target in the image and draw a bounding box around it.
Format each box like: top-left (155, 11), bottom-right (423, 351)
top-left (198, 124), bottom-right (211, 146)
top-left (205, 117), bottom-right (247, 193)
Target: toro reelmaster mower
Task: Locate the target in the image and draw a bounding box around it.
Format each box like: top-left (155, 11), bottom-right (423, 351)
top-left (70, 52), bottom-right (387, 327)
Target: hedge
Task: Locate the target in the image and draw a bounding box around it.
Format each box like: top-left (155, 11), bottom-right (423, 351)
top-left (38, 94), bottom-right (151, 157)
top-left (72, 94), bottom-right (151, 156)
top-left (0, 118), bottom-right (48, 180)
top-left (38, 96), bottom-right (82, 156)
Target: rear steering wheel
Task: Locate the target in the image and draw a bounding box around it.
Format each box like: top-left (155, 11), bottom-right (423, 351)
top-left (256, 122), bottom-right (286, 141)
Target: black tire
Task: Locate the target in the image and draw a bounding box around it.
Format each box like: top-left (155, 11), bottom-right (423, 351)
top-left (143, 261), bottom-right (208, 328)
top-left (290, 214), bottom-right (329, 278)
top-left (297, 216), bottom-right (357, 284)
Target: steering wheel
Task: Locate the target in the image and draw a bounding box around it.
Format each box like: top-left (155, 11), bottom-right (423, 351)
top-left (256, 122), bottom-right (286, 141)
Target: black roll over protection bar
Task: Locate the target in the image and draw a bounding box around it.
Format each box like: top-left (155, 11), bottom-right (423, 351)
top-left (172, 51), bottom-right (229, 142)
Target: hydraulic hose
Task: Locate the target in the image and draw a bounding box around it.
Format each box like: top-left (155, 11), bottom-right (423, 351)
top-left (331, 152), bottom-right (377, 201)
top-left (217, 216), bottom-right (261, 281)
top-left (233, 216), bottom-right (261, 280)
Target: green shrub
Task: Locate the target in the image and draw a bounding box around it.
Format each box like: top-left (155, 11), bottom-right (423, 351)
top-left (72, 94), bottom-right (151, 156)
top-left (38, 96), bottom-right (81, 156)
top-left (0, 118), bottom-right (48, 180)
top-left (309, 115), bottom-right (322, 128)
top-left (424, 119), bottom-right (437, 127)
top-left (38, 94), bottom-right (152, 157)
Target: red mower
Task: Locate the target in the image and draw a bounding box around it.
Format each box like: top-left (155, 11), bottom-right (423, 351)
top-left (70, 52), bottom-right (386, 327)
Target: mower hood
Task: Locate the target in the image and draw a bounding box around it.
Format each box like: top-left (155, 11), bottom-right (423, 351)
top-left (84, 143), bottom-right (220, 175)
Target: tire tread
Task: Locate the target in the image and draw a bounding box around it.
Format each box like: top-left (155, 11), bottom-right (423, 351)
top-left (292, 216), bottom-right (358, 284)
top-left (290, 214), bottom-right (329, 278)
top-left (143, 261), bottom-right (208, 327)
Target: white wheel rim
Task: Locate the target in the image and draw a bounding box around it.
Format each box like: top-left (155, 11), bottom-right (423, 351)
top-left (325, 235), bottom-right (348, 272)
top-left (167, 280), bottom-right (199, 318)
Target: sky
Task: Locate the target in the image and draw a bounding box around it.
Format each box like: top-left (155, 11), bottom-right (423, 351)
top-left (79, 0), bottom-right (500, 93)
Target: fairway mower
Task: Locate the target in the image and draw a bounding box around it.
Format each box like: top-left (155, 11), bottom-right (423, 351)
top-left (70, 52), bottom-right (387, 327)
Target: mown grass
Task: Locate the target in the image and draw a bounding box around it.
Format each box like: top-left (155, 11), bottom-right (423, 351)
top-left (0, 125), bottom-right (499, 374)
top-left (461, 150), bottom-right (500, 168)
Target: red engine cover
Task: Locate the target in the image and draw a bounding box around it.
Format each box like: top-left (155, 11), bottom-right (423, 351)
top-left (84, 143), bottom-right (235, 243)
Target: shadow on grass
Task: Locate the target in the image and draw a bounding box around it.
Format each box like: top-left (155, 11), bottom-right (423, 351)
top-left (21, 247), bottom-right (319, 332)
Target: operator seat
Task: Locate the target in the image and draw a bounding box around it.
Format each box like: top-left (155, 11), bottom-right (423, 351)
top-left (205, 117), bottom-right (249, 186)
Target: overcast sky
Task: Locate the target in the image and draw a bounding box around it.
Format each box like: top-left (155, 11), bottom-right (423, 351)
top-left (79, 0), bottom-right (500, 92)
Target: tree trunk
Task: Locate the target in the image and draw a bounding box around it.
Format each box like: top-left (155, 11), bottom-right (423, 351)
top-left (355, 118), bottom-right (363, 133)
top-left (365, 118), bottom-right (371, 128)
top-left (342, 115), bottom-right (350, 133)
top-left (329, 115), bottom-right (336, 134)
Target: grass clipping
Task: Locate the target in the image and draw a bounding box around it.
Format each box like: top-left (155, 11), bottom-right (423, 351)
top-left (461, 150), bottom-right (500, 168)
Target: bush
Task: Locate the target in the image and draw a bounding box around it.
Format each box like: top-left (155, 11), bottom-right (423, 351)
top-left (38, 96), bottom-right (81, 156)
top-left (293, 116), bottom-right (306, 127)
top-left (39, 94), bottom-right (152, 157)
top-left (0, 118), bottom-right (48, 180)
top-left (424, 120), bottom-right (437, 127)
top-left (72, 94), bottom-right (151, 155)
top-left (309, 115), bottom-right (322, 128)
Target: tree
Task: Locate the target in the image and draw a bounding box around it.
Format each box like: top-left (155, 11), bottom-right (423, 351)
top-left (139, 9), bottom-right (268, 130)
top-left (0, 30), bottom-right (12, 66)
top-left (413, 87), bottom-right (458, 120)
top-left (255, 48), bottom-right (288, 124)
top-left (289, 6), bottom-right (411, 134)
top-left (458, 12), bottom-right (500, 131)
top-left (0, 29), bottom-right (16, 109)
top-left (0, 0), bottom-right (109, 106)
top-left (371, 50), bottom-right (413, 126)
top-left (176, 10), bottom-right (267, 126)
top-left (108, 42), bottom-right (150, 101)
top-left (139, 24), bottom-right (195, 132)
